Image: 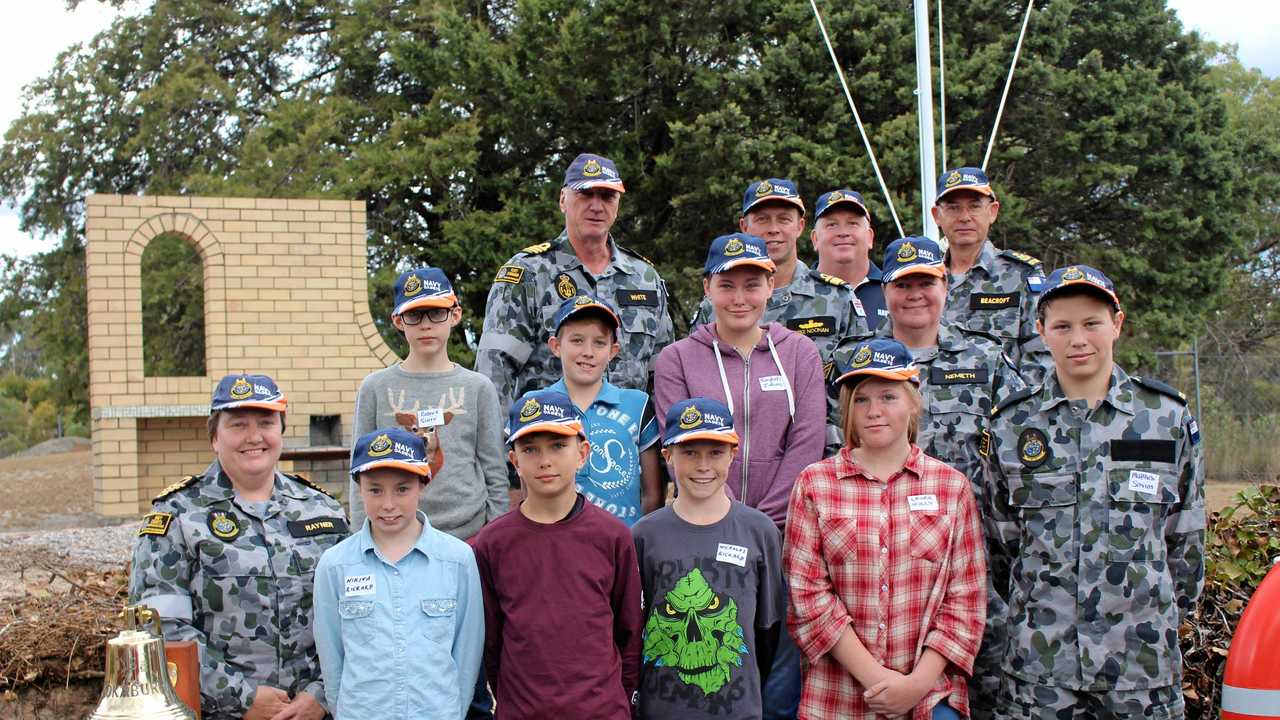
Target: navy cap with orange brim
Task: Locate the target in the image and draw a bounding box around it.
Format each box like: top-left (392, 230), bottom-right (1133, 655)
top-left (505, 390), bottom-right (586, 446)
top-left (350, 427), bottom-right (433, 480)
top-left (830, 338), bottom-right (920, 388)
top-left (662, 397), bottom-right (740, 447)
top-left (210, 374), bottom-right (288, 413)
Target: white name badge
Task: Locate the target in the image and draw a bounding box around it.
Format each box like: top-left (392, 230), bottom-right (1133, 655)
top-left (417, 408), bottom-right (445, 428)
top-left (716, 543), bottom-right (749, 568)
top-left (908, 494), bottom-right (939, 512)
top-left (344, 574), bottom-right (376, 597)
top-left (1128, 470), bottom-right (1159, 495)
top-left (759, 375), bottom-right (787, 392)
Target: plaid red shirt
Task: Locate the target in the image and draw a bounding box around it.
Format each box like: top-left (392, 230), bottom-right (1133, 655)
top-left (784, 445), bottom-right (986, 720)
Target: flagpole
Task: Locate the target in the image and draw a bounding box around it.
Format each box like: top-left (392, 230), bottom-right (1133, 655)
top-left (914, 0), bottom-right (939, 239)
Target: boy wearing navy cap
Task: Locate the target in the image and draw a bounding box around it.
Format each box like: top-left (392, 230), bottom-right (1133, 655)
top-left (468, 390), bottom-right (644, 720)
top-left (313, 427), bottom-right (484, 719)
top-left (980, 266), bottom-right (1204, 719)
top-left (632, 397), bottom-right (785, 720)
top-left (350, 266), bottom-right (507, 539)
top-left (546, 293), bottom-right (661, 525)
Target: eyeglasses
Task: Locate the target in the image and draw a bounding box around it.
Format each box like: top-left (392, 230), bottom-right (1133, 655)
top-left (937, 200), bottom-right (992, 216)
top-left (400, 306), bottom-right (456, 325)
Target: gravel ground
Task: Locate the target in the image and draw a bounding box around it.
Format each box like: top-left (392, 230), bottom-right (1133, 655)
top-left (1, 522), bottom-right (136, 569)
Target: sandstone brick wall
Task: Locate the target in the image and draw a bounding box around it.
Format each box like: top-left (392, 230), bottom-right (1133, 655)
top-left (85, 194), bottom-right (396, 516)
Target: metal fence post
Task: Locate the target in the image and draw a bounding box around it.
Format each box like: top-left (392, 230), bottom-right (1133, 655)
top-left (1192, 336), bottom-right (1202, 419)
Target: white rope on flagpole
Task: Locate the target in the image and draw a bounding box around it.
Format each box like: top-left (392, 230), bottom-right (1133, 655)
top-left (937, 0), bottom-right (947, 170)
top-left (808, 0), bottom-right (905, 237)
top-left (983, 0), bottom-right (1034, 171)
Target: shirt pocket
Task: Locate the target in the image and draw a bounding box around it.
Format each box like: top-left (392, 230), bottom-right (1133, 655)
top-left (909, 512), bottom-right (952, 564)
top-left (338, 599), bottom-right (376, 646)
top-left (1106, 464), bottom-right (1179, 563)
top-left (610, 302), bottom-right (660, 379)
top-left (420, 598), bottom-right (457, 646)
top-left (820, 514), bottom-right (858, 566)
top-left (1005, 469), bottom-right (1077, 562)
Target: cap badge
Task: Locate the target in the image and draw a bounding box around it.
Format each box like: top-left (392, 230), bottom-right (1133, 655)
top-left (828, 191), bottom-right (844, 202)
top-left (403, 273), bottom-right (423, 296)
top-left (852, 344), bottom-right (873, 369)
top-left (1062, 266), bottom-right (1085, 281)
top-left (574, 295), bottom-right (593, 307)
top-left (897, 241), bottom-right (918, 262)
top-left (208, 511), bottom-right (241, 542)
top-left (368, 433), bottom-right (393, 457)
top-left (945, 170), bottom-right (962, 188)
top-left (556, 273), bottom-right (578, 299)
top-left (756, 180), bottom-right (773, 197)
top-left (724, 238), bottom-right (746, 256)
top-left (582, 158), bottom-right (602, 177)
top-left (519, 397), bottom-right (542, 422)
top-left (1018, 429), bottom-right (1050, 468)
top-left (679, 405), bottom-right (703, 430)
top-left (229, 377), bottom-right (253, 400)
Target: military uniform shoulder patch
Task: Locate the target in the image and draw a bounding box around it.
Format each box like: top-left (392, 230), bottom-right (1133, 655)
top-left (138, 511), bottom-right (173, 537)
top-left (615, 243), bottom-right (656, 266)
top-left (816, 272), bottom-right (848, 286)
top-left (993, 386), bottom-right (1038, 417)
top-left (520, 242), bottom-right (552, 255)
top-left (1131, 375), bottom-right (1189, 405)
top-left (1000, 249), bottom-right (1043, 268)
top-left (284, 472), bottom-right (336, 498)
top-left (154, 475), bottom-right (200, 503)
top-left (494, 264), bottom-right (525, 284)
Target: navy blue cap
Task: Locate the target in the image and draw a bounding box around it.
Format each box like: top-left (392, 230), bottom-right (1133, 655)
top-left (393, 267), bottom-right (456, 316)
top-left (350, 427), bottom-right (432, 479)
top-left (563, 153), bottom-right (626, 192)
top-left (1038, 265), bottom-right (1121, 310)
top-left (211, 374), bottom-right (287, 413)
top-left (662, 397), bottom-right (740, 447)
top-left (814, 189), bottom-right (870, 220)
top-left (936, 166), bottom-right (996, 201)
top-left (831, 338), bottom-right (920, 388)
top-left (742, 178), bottom-right (805, 216)
top-left (703, 232), bottom-right (776, 276)
top-left (882, 236), bottom-right (946, 283)
top-left (506, 390), bottom-right (585, 446)
top-left (553, 293), bottom-right (620, 336)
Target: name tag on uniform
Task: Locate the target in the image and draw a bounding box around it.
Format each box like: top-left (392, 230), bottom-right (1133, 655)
top-left (929, 367), bottom-right (988, 385)
top-left (417, 408), bottom-right (445, 428)
top-left (785, 316), bottom-right (836, 337)
top-left (716, 543), bottom-right (749, 567)
top-left (970, 293), bottom-right (1018, 310)
top-left (908, 494), bottom-right (939, 512)
top-left (1128, 470), bottom-right (1159, 495)
top-left (345, 574), bottom-right (376, 597)
top-left (615, 289), bottom-right (658, 307)
top-left (287, 517), bottom-right (350, 538)
top-left (759, 375), bottom-right (787, 392)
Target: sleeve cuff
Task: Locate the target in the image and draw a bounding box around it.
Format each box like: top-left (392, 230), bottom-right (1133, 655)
top-left (923, 630), bottom-right (975, 675)
top-left (792, 610), bottom-right (851, 663)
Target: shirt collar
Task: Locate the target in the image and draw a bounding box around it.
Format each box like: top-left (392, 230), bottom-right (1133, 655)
top-left (835, 444), bottom-right (924, 483)
top-left (1038, 364), bottom-right (1136, 417)
top-left (554, 230), bottom-right (630, 277)
top-left (780, 259), bottom-right (816, 298)
top-left (548, 378), bottom-right (621, 408)
top-left (865, 261), bottom-right (883, 283)
top-left (358, 510), bottom-right (440, 561)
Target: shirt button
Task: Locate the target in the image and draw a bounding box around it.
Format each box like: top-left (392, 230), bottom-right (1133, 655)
top-left (881, 546), bottom-right (888, 554)
top-left (881, 584), bottom-right (888, 592)
top-left (881, 512), bottom-right (888, 520)
top-left (879, 623), bottom-right (886, 630)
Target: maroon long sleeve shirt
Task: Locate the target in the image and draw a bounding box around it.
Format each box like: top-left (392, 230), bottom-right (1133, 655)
top-left (469, 500), bottom-right (643, 719)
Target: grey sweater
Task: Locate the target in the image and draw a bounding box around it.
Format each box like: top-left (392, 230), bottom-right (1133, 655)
top-left (350, 363), bottom-right (508, 539)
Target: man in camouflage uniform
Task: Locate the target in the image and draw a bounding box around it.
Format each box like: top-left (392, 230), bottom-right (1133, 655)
top-left (980, 266), bottom-right (1204, 719)
top-left (692, 179), bottom-right (870, 454)
top-left (832, 236), bottom-right (1025, 719)
top-left (130, 375), bottom-right (348, 720)
top-left (931, 167), bottom-right (1052, 385)
top-left (474, 152), bottom-right (675, 413)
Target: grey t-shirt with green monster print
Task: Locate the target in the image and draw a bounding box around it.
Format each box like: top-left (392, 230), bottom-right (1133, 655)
top-left (631, 501), bottom-right (784, 720)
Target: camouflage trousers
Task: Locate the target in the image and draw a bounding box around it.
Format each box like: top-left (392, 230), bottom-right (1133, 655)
top-left (996, 674), bottom-right (1184, 720)
top-left (968, 583), bottom-right (1007, 720)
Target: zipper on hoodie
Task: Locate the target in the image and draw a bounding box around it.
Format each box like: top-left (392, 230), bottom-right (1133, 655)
top-left (740, 353), bottom-right (751, 501)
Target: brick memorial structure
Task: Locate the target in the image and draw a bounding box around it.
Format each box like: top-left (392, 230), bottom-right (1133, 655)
top-left (85, 194), bottom-right (395, 516)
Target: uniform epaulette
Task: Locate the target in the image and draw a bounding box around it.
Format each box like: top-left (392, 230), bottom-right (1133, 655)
top-left (154, 475), bottom-right (200, 503)
top-left (519, 242), bottom-right (552, 255)
top-left (1000, 249), bottom-right (1043, 268)
top-left (284, 472), bottom-right (336, 498)
top-left (615, 243), bottom-right (656, 266)
top-left (816, 272), bottom-right (848, 286)
top-left (992, 386), bottom-right (1038, 417)
top-left (1131, 375), bottom-right (1189, 405)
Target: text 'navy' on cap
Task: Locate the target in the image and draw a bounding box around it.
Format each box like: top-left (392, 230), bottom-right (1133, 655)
top-left (830, 338), bottom-right (919, 388)
top-left (506, 389), bottom-right (585, 445)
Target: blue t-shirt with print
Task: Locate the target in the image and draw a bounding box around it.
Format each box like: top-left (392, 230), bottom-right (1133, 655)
top-left (549, 378), bottom-right (658, 526)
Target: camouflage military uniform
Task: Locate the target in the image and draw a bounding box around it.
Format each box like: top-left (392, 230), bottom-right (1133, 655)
top-left (694, 259), bottom-right (870, 452)
top-left (129, 469), bottom-right (349, 719)
top-left (943, 240), bottom-right (1052, 385)
top-left (475, 231), bottom-right (675, 412)
top-left (980, 366), bottom-right (1205, 719)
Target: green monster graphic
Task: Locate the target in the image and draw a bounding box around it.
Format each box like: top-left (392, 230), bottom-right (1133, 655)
top-left (643, 568), bottom-right (747, 695)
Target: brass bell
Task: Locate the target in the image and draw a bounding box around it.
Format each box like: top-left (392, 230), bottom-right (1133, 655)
top-left (88, 605), bottom-right (197, 719)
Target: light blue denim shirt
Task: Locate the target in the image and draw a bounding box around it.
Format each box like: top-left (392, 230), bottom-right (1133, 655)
top-left (313, 511), bottom-right (483, 719)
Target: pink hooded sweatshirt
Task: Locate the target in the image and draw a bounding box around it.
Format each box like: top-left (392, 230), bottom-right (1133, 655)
top-left (654, 322), bottom-right (826, 527)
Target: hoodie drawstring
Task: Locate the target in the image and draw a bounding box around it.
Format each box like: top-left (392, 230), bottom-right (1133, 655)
top-left (712, 338), bottom-right (735, 415)
top-left (766, 332), bottom-right (796, 419)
